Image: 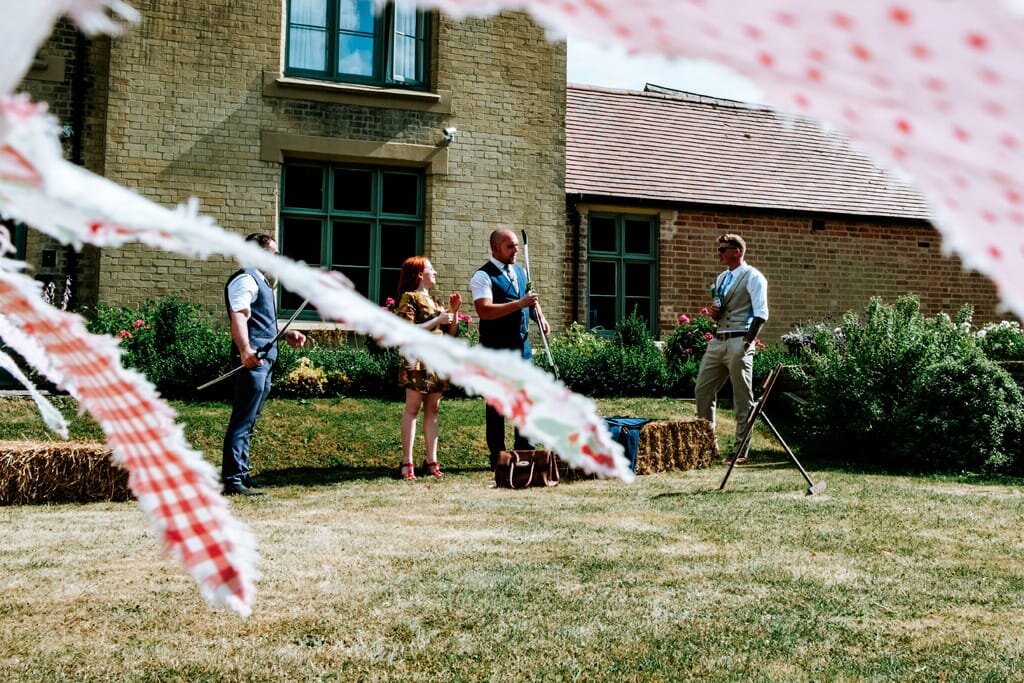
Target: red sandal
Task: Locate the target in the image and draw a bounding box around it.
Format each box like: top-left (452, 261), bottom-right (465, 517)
top-left (422, 460), bottom-right (443, 478)
top-left (399, 462), bottom-right (416, 480)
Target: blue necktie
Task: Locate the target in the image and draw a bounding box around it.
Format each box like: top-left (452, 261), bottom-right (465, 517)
top-left (720, 271), bottom-right (734, 296)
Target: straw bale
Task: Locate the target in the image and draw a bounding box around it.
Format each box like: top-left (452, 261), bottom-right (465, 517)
top-left (635, 419), bottom-right (717, 474)
top-left (0, 441), bottom-right (131, 505)
top-left (557, 417), bottom-right (717, 479)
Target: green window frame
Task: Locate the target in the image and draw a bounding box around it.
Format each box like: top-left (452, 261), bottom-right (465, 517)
top-left (586, 213), bottom-right (658, 334)
top-left (285, 0), bottom-right (430, 89)
top-left (279, 161), bottom-right (424, 315)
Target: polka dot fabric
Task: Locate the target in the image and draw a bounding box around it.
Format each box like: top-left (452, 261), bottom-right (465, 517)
top-left (428, 0), bottom-right (1024, 315)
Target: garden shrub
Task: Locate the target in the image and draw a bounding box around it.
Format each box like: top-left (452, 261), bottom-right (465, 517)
top-left (275, 357), bottom-right (329, 398)
top-left (795, 295), bottom-right (1022, 473)
top-left (86, 296), bottom-right (231, 398)
top-left (976, 320), bottom-right (1024, 361)
top-left (276, 341), bottom-right (401, 399)
top-left (590, 311), bottom-right (667, 397)
top-left (548, 322), bottom-right (610, 395)
top-left (896, 355), bottom-right (1024, 474)
top-left (663, 310), bottom-right (715, 370)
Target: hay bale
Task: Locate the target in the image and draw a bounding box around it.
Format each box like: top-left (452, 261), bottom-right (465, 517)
top-left (557, 417), bottom-right (718, 478)
top-left (635, 418), bottom-right (717, 474)
top-left (0, 441), bottom-right (131, 505)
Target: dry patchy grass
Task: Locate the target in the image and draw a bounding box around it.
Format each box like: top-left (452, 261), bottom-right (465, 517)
top-left (2, 397), bottom-right (1023, 680)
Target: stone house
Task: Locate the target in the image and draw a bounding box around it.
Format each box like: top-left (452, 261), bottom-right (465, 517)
top-left (564, 84), bottom-right (1002, 342)
top-left (14, 1), bottom-right (567, 332)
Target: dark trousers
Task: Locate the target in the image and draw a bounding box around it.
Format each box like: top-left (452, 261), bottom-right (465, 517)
top-left (222, 361), bottom-right (273, 487)
top-left (483, 340), bottom-right (534, 468)
top-left (486, 403), bottom-right (534, 468)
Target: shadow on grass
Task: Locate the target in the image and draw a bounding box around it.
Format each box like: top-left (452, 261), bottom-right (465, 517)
top-left (255, 464), bottom-right (490, 487)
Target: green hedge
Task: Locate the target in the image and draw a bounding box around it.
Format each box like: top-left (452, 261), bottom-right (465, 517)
top-left (793, 296), bottom-right (1024, 474)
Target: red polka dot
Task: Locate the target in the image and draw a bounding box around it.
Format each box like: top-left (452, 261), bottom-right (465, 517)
top-left (923, 77), bottom-right (945, 92)
top-left (871, 74), bottom-right (891, 90)
top-left (966, 32), bottom-right (989, 51)
top-left (613, 23), bottom-right (632, 38)
top-left (952, 175), bottom-right (970, 189)
top-left (806, 67), bottom-right (823, 82)
top-left (775, 11), bottom-right (798, 27)
top-left (891, 146), bottom-right (907, 160)
top-left (952, 126), bottom-right (970, 142)
top-left (582, 0), bottom-right (610, 18)
top-left (910, 43), bottom-right (930, 59)
top-left (794, 93), bottom-right (810, 109)
top-left (831, 12), bottom-right (854, 29)
top-left (999, 134), bottom-right (1019, 150)
top-left (702, 23), bottom-right (721, 38)
top-left (991, 170), bottom-right (1011, 185)
top-left (743, 25), bottom-right (763, 40)
top-left (807, 47), bottom-right (827, 63)
top-left (842, 106), bottom-right (859, 122)
top-left (895, 118), bottom-right (913, 135)
top-left (982, 211), bottom-right (998, 224)
top-left (1007, 189), bottom-right (1022, 205)
top-left (852, 43), bottom-right (872, 61)
top-left (758, 51), bottom-right (775, 68)
top-left (984, 101), bottom-right (1005, 118)
top-left (890, 6), bottom-right (912, 25)
top-left (1011, 213), bottom-right (1024, 227)
top-left (988, 245), bottom-right (1002, 259)
top-left (978, 67), bottom-right (1001, 84)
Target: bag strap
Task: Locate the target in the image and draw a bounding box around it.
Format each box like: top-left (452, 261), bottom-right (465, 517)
top-left (539, 453), bottom-right (559, 487)
top-left (512, 458), bottom-right (536, 489)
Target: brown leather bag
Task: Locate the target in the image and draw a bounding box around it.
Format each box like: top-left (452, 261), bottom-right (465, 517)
top-left (494, 450), bottom-right (560, 489)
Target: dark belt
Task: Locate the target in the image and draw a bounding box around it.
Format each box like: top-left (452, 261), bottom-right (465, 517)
top-left (714, 330), bottom-right (747, 341)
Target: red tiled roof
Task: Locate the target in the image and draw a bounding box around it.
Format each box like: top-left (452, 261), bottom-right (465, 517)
top-left (566, 84), bottom-right (931, 220)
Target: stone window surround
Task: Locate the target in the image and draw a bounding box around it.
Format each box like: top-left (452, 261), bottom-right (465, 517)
top-left (263, 71), bottom-right (451, 114)
top-left (261, 133), bottom-right (443, 331)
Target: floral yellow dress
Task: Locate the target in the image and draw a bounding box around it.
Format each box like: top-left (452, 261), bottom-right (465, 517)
top-left (395, 291), bottom-right (451, 393)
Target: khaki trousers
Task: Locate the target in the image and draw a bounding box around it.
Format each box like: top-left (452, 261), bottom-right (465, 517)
top-left (695, 336), bottom-right (755, 443)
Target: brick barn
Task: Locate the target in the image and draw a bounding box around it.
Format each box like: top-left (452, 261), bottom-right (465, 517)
top-left (564, 84), bottom-right (1001, 342)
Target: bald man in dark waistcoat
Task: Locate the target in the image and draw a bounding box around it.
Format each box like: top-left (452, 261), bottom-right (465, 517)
top-left (470, 229), bottom-right (549, 469)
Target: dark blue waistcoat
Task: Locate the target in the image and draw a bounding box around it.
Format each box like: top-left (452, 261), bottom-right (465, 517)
top-left (477, 261), bottom-right (530, 358)
top-left (224, 268), bottom-right (279, 362)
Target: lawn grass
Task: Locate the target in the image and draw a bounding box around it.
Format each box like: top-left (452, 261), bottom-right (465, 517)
top-left (2, 395), bottom-right (1024, 681)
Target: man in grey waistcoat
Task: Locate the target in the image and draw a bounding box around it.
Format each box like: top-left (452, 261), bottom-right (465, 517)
top-left (221, 233), bottom-right (306, 496)
top-left (695, 233), bottom-right (769, 461)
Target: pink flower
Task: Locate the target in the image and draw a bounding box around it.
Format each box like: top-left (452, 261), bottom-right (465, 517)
top-left (383, 297), bottom-right (396, 309)
top-left (457, 312), bottom-right (473, 323)
top-left (755, 339), bottom-right (766, 350)
top-left (699, 307), bottom-right (711, 316)
top-left (117, 330), bottom-right (133, 339)
top-left (684, 347), bottom-right (694, 355)
top-left (132, 319), bottom-right (146, 328)
top-left (677, 314), bottom-right (690, 325)
top-left (704, 332), bottom-right (714, 341)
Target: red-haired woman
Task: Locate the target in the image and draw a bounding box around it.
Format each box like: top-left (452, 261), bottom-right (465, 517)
top-left (394, 256), bottom-right (462, 479)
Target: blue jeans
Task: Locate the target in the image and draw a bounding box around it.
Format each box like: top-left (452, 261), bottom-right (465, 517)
top-left (221, 361), bottom-right (273, 487)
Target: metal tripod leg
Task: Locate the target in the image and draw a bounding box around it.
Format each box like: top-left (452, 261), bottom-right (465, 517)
top-left (759, 412), bottom-right (826, 495)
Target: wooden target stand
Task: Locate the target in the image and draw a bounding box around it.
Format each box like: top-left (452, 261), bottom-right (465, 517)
top-left (719, 365), bottom-right (826, 495)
